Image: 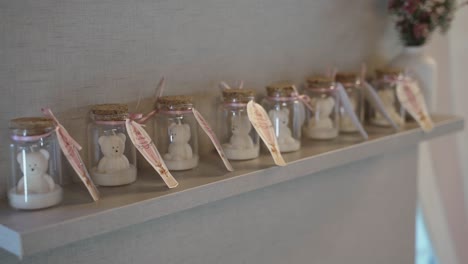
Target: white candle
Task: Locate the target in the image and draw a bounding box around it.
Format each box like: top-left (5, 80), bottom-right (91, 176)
top-left (306, 97), bottom-right (338, 139)
top-left (163, 123), bottom-right (199, 170)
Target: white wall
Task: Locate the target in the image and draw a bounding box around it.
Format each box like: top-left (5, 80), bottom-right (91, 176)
top-left (423, 3), bottom-right (468, 263)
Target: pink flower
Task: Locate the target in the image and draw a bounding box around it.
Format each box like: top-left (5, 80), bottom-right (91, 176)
top-left (413, 23), bottom-right (429, 39)
top-left (403, 0), bottom-right (420, 13)
top-left (436, 6), bottom-right (446, 15)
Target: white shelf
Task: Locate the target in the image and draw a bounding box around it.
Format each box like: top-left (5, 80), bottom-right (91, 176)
top-left (0, 115), bottom-right (463, 258)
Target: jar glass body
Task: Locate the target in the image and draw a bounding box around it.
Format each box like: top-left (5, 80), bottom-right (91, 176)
top-left (369, 80), bottom-right (406, 127)
top-left (261, 97), bottom-right (303, 152)
top-left (303, 88), bottom-right (339, 140)
top-left (154, 111), bottom-right (199, 170)
top-left (218, 102), bottom-right (260, 160)
top-left (88, 119), bottom-right (137, 186)
top-left (339, 82), bottom-right (364, 133)
top-left (8, 132), bottom-right (64, 210)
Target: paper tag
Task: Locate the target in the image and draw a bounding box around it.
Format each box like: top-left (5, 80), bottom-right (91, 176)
top-left (396, 79), bottom-right (433, 132)
top-left (246, 101), bottom-right (286, 166)
top-left (335, 83), bottom-right (369, 140)
top-left (42, 108), bottom-right (100, 201)
top-left (219, 81), bottom-right (231, 91)
top-left (362, 81), bottom-right (401, 131)
top-left (192, 108), bottom-right (234, 172)
top-left (126, 119), bottom-right (179, 188)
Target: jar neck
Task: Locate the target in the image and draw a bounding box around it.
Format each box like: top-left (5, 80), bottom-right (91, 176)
top-left (403, 46), bottom-right (425, 55)
top-left (10, 128), bottom-right (54, 142)
top-left (338, 81), bottom-right (360, 89)
top-left (222, 96), bottom-right (254, 107)
top-left (157, 103), bottom-right (193, 115)
top-left (265, 94), bottom-right (298, 102)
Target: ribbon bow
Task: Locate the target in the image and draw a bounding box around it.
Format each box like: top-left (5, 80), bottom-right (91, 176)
top-left (42, 108), bottom-right (100, 201)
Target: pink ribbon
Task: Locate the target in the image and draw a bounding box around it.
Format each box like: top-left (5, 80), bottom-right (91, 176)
top-left (11, 131), bottom-right (54, 142)
top-left (223, 102), bottom-right (248, 107)
top-left (157, 109), bottom-right (193, 115)
top-left (42, 108), bottom-right (100, 201)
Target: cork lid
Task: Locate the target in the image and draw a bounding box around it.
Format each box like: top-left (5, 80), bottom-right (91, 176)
top-left (222, 89), bottom-right (255, 103)
top-left (156, 95), bottom-right (193, 111)
top-left (91, 104), bottom-right (129, 121)
top-left (306, 75), bottom-right (334, 89)
top-left (9, 117), bottom-right (55, 136)
top-left (375, 67), bottom-right (402, 79)
top-left (335, 72), bottom-right (358, 84)
top-left (266, 81), bottom-right (296, 97)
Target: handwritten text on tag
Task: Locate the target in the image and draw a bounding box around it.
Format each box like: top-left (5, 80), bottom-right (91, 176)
top-left (247, 101), bottom-right (286, 166)
top-left (192, 108), bottom-right (234, 172)
top-left (126, 120), bottom-right (179, 188)
top-left (42, 108), bottom-right (100, 201)
top-left (396, 79), bottom-right (433, 132)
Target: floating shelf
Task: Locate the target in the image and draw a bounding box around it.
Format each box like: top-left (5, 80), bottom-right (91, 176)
top-left (0, 115), bottom-right (463, 258)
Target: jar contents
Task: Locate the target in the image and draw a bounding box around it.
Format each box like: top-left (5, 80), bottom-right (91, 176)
top-left (262, 81), bottom-right (303, 152)
top-left (8, 117), bottom-right (63, 210)
top-left (335, 72), bottom-right (363, 133)
top-left (164, 121), bottom-right (198, 170)
top-left (89, 104), bottom-right (137, 186)
top-left (304, 76), bottom-right (339, 140)
top-left (371, 68), bottom-right (406, 127)
top-left (155, 96), bottom-right (199, 170)
top-left (219, 89), bottom-right (260, 160)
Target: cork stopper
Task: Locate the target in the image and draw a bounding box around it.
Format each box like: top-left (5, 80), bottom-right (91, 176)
top-left (266, 81), bottom-right (296, 97)
top-left (91, 104), bottom-right (129, 121)
top-left (156, 95), bottom-right (193, 111)
top-left (375, 67), bottom-right (402, 79)
top-left (222, 89), bottom-right (256, 103)
top-left (335, 72), bottom-right (358, 84)
top-left (9, 117), bottom-right (55, 136)
top-left (306, 75), bottom-right (334, 89)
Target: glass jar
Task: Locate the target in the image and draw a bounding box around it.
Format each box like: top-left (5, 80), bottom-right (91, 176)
top-left (335, 72), bottom-right (364, 133)
top-left (261, 81), bottom-right (303, 152)
top-left (154, 96), bottom-right (199, 171)
top-left (218, 89), bottom-right (260, 160)
top-left (303, 75), bottom-right (340, 140)
top-left (88, 104), bottom-right (137, 186)
top-left (8, 117), bottom-right (63, 210)
top-left (369, 68), bottom-right (406, 127)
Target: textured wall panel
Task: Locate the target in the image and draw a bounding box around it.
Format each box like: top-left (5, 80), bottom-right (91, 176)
top-left (0, 0), bottom-right (390, 196)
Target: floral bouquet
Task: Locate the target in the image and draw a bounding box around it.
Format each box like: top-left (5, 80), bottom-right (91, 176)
top-left (388, 0), bottom-right (467, 46)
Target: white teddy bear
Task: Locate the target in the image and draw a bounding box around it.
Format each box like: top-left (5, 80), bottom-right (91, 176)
top-left (16, 149), bottom-right (55, 193)
top-left (98, 133), bottom-right (130, 173)
top-left (268, 108), bottom-right (296, 145)
top-left (340, 96), bottom-right (357, 132)
top-left (164, 123), bottom-right (193, 161)
top-left (309, 97), bottom-right (335, 129)
top-left (229, 115), bottom-right (254, 149)
top-left (375, 89), bottom-right (403, 125)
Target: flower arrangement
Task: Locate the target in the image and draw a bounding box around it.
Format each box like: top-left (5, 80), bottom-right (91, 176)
top-left (388, 0), bottom-right (468, 46)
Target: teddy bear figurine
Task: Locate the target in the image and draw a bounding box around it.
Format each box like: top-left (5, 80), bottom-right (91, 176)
top-left (268, 108), bottom-right (300, 152)
top-left (268, 108), bottom-right (295, 144)
top-left (97, 133), bottom-right (130, 173)
top-left (164, 123), bottom-right (193, 161)
top-left (340, 97), bottom-right (358, 132)
top-left (229, 115), bottom-right (254, 150)
top-left (16, 149), bottom-right (55, 194)
top-left (373, 89), bottom-right (403, 126)
top-left (306, 96), bottom-right (338, 139)
top-left (309, 97), bottom-right (335, 129)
